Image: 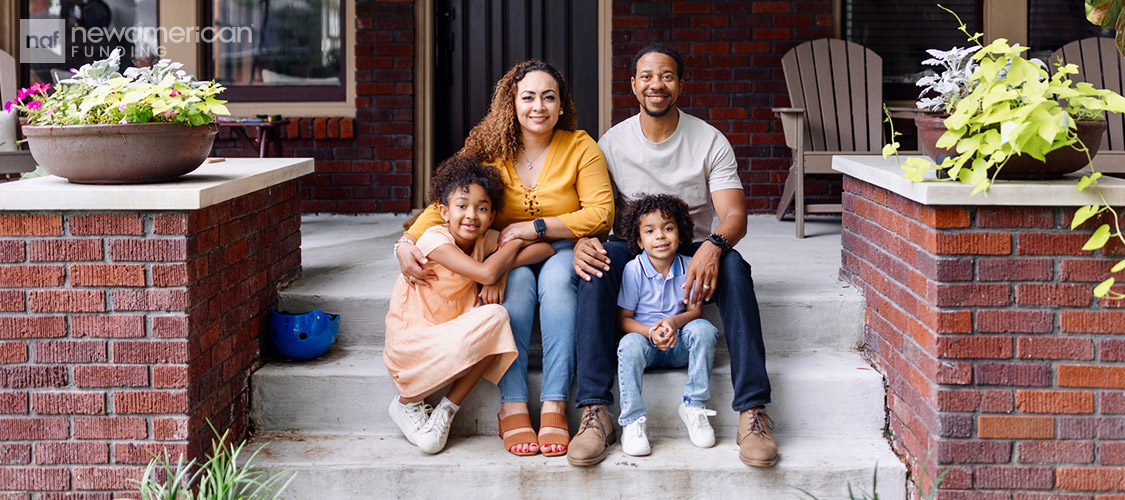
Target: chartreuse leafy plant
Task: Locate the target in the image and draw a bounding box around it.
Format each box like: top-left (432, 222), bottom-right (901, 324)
top-left (131, 425), bottom-right (294, 500)
top-left (3, 48), bottom-right (228, 127)
top-left (884, 5), bottom-right (1125, 301)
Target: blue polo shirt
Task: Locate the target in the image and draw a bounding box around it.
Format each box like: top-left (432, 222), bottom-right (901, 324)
top-left (617, 251), bottom-right (692, 327)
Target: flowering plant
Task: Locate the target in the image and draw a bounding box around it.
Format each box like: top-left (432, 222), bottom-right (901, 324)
top-left (3, 49), bottom-right (229, 127)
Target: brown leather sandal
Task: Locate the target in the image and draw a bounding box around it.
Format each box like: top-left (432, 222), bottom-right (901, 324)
top-left (498, 412), bottom-right (539, 456)
top-left (537, 411), bottom-right (570, 457)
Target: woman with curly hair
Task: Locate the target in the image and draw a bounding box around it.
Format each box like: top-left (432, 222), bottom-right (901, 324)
top-left (394, 59), bottom-right (614, 457)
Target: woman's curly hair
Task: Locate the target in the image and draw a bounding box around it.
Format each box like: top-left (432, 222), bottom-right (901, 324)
top-left (428, 155), bottom-right (506, 213)
top-left (459, 59), bottom-right (577, 164)
top-left (620, 194), bottom-right (694, 255)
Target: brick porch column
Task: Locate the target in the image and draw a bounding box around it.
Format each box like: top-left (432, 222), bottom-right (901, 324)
top-left (0, 158), bottom-right (312, 497)
top-left (835, 155), bottom-right (1125, 499)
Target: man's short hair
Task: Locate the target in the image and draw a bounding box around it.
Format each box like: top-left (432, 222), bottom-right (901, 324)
top-left (631, 43), bottom-right (684, 80)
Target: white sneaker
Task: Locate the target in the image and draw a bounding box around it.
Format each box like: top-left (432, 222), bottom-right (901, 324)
top-left (416, 399), bottom-right (458, 454)
top-left (621, 417), bottom-right (651, 456)
top-left (388, 395), bottom-right (431, 445)
top-left (678, 404), bottom-right (717, 448)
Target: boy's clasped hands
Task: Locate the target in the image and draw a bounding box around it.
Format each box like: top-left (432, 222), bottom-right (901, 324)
top-left (647, 318), bottom-right (678, 351)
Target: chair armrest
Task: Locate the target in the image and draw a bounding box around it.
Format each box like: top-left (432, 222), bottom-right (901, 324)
top-left (771, 107), bottom-right (805, 115)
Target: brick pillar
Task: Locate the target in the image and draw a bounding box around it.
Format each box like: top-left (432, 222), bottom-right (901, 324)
top-left (0, 181), bottom-right (301, 497)
top-left (840, 175), bottom-right (1125, 498)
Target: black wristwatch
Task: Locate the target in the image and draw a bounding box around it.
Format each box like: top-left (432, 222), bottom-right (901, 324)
top-left (533, 218), bottom-right (547, 240)
top-left (706, 232), bottom-right (731, 254)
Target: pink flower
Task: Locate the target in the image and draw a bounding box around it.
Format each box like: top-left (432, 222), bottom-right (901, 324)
top-left (27, 101), bottom-right (42, 111)
top-left (118, 104), bottom-right (127, 112)
top-left (3, 101), bottom-right (11, 113)
top-left (169, 89), bottom-right (181, 97)
top-left (163, 110), bottom-right (177, 118)
top-left (40, 83), bottom-right (50, 94)
top-left (16, 88), bottom-right (29, 100)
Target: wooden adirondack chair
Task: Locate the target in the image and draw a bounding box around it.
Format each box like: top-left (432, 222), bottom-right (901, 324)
top-left (1052, 37), bottom-right (1125, 176)
top-left (0, 49), bottom-right (36, 181)
top-left (773, 39), bottom-right (884, 238)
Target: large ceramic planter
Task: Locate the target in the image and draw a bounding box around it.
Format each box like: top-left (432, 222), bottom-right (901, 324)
top-left (914, 114), bottom-right (1107, 179)
top-left (22, 122), bottom-right (218, 184)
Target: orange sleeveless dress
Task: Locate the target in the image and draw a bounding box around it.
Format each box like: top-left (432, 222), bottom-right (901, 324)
top-left (383, 225), bottom-right (518, 398)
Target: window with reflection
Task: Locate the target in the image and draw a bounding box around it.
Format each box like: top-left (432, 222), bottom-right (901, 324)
top-left (206, 0), bottom-right (345, 101)
top-left (22, 0), bottom-right (160, 86)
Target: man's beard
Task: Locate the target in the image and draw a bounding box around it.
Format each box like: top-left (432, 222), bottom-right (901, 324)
top-left (641, 94), bottom-right (677, 118)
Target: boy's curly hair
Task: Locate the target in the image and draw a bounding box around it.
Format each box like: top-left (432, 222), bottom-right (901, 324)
top-left (620, 193), bottom-right (694, 255)
top-left (458, 59), bottom-right (577, 165)
top-left (428, 155), bottom-right (506, 212)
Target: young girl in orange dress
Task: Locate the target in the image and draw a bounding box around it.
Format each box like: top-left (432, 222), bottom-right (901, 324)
top-left (384, 155), bottom-right (554, 454)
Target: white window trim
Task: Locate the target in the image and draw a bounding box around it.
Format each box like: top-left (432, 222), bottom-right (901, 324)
top-left (160, 0), bottom-right (357, 118)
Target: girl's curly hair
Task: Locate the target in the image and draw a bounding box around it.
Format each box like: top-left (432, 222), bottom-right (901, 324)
top-left (620, 194), bottom-right (694, 255)
top-left (428, 155), bottom-right (506, 213)
top-left (458, 59), bottom-right (577, 165)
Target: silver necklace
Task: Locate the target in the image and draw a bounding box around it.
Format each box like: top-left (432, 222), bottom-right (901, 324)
top-left (521, 145), bottom-right (548, 170)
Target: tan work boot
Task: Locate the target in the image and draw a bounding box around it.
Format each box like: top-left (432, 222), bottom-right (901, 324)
top-left (566, 404), bottom-right (616, 466)
top-left (737, 407), bottom-right (778, 467)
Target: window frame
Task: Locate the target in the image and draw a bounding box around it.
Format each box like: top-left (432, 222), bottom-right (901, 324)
top-left (200, 0), bottom-right (348, 102)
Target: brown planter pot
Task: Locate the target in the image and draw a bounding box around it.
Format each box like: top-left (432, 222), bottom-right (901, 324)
top-left (22, 122), bottom-right (218, 184)
top-left (914, 114), bottom-right (1107, 179)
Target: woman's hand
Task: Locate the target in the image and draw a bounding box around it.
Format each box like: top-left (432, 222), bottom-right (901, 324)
top-left (479, 282), bottom-right (505, 305)
top-left (572, 237), bottom-right (611, 281)
top-left (395, 238), bottom-right (437, 287)
top-left (498, 221), bottom-right (538, 247)
top-left (682, 242), bottom-right (720, 306)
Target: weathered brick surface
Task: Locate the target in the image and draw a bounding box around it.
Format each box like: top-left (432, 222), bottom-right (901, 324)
top-left (0, 182), bottom-right (301, 494)
top-left (842, 180), bottom-right (1125, 496)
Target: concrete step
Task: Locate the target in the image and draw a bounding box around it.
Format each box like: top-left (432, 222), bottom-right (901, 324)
top-left (251, 348), bottom-right (886, 440)
top-left (278, 215), bottom-right (864, 354)
top-left (245, 433), bottom-right (906, 500)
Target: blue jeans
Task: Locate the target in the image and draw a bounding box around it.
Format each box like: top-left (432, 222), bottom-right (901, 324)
top-left (498, 239), bottom-right (578, 403)
top-left (575, 241), bottom-right (771, 412)
top-left (616, 318), bottom-right (719, 426)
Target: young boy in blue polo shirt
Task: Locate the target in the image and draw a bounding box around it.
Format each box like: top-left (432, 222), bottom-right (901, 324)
top-left (616, 194), bottom-right (720, 456)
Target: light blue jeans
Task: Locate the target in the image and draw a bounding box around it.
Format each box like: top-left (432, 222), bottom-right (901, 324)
top-left (616, 318), bottom-right (719, 426)
top-left (497, 239), bottom-right (577, 403)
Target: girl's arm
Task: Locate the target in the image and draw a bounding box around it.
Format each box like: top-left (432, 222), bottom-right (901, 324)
top-left (510, 241), bottom-right (555, 268)
top-left (427, 239), bottom-right (521, 285)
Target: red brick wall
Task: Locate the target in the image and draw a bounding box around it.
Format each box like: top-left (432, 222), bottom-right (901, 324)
top-left (840, 176), bottom-right (1125, 499)
top-left (0, 181), bottom-right (301, 497)
top-left (610, 0), bottom-right (833, 213)
top-left (211, 0), bottom-right (415, 214)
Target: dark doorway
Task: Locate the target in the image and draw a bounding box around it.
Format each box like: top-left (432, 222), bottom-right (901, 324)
top-left (433, 0), bottom-right (599, 164)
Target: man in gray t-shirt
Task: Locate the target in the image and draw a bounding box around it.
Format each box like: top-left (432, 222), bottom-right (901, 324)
top-left (566, 43), bottom-right (776, 469)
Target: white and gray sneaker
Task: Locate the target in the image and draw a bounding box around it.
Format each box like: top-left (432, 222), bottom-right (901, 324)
top-left (678, 403), bottom-right (717, 448)
top-left (621, 416), bottom-right (651, 456)
top-left (388, 395), bottom-right (431, 445)
top-left (416, 398), bottom-right (458, 454)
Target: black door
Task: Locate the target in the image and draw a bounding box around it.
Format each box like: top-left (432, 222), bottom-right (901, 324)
top-left (434, 0), bottom-right (599, 164)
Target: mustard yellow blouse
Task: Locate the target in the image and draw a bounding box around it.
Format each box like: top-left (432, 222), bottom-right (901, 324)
top-left (406, 129), bottom-right (614, 240)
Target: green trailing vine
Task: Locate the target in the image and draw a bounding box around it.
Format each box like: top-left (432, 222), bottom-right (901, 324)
top-left (883, 5), bottom-right (1125, 300)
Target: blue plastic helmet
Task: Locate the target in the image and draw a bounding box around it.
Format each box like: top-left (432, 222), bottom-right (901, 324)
top-left (269, 309), bottom-right (340, 360)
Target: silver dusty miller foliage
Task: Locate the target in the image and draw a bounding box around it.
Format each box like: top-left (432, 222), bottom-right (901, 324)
top-left (915, 45), bottom-right (981, 113)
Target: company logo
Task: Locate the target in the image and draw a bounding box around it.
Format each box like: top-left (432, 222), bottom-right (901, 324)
top-left (20, 19), bottom-right (65, 64)
top-left (19, 19), bottom-right (253, 64)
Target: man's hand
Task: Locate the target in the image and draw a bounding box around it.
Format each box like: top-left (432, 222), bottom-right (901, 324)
top-left (395, 239), bottom-right (437, 287)
top-left (683, 242), bottom-right (720, 307)
top-left (573, 237), bottom-right (611, 281)
top-left (479, 282), bottom-right (504, 305)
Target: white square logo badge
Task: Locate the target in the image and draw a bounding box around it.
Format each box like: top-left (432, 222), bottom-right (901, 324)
top-left (20, 19), bottom-right (65, 64)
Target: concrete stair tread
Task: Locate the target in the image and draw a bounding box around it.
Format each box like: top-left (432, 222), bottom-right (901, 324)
top-left (251, 348), bottom-right (887, 438)
top-left (279, 215), bottom-right (865, 353)
top-left (246, 432), bottom-right (906, 499)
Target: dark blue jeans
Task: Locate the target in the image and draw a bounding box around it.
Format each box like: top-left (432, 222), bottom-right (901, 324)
top-left (574, 240), bottom-right (771, 412)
